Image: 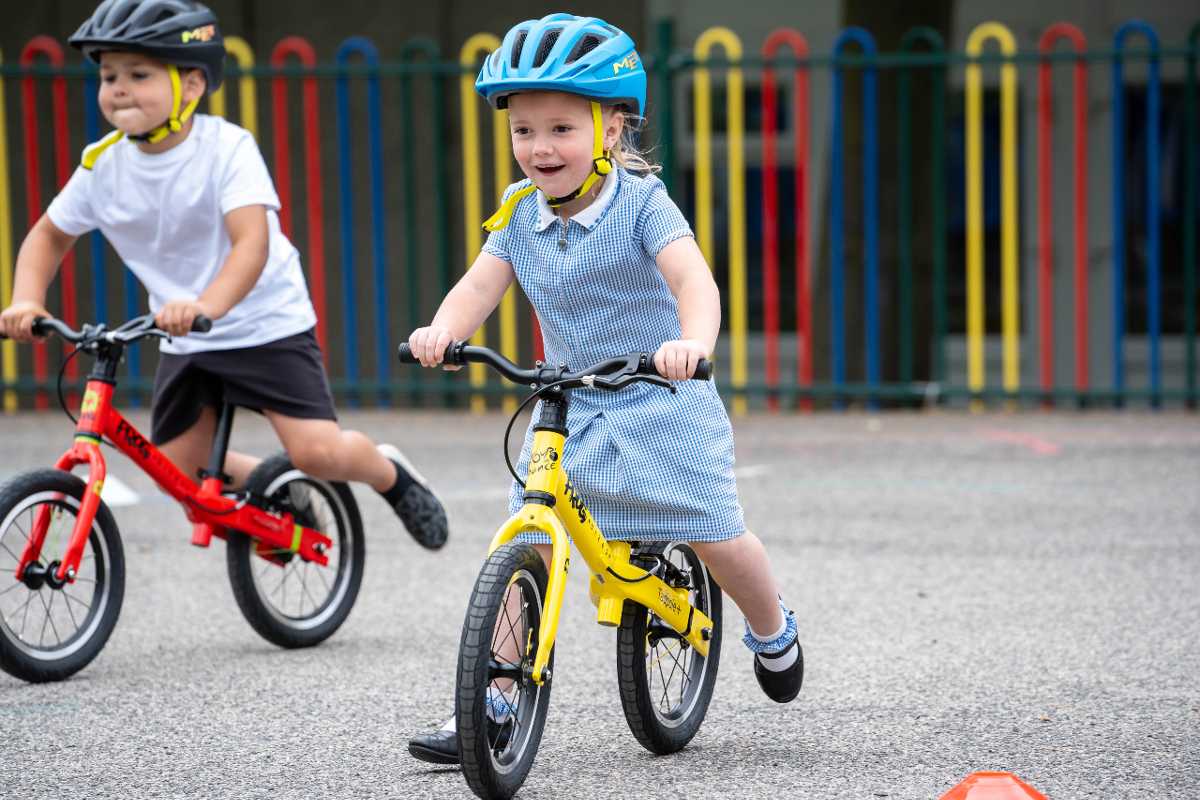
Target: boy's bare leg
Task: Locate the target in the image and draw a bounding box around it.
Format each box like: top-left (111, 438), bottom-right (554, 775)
top-left (265, 411), bottom-right (449, 550)
top-left (691, 532), bottom-right (786, 635)
top-left (263, 413), bottom-right (396, 490)
top-left (156, 405), bottom-right (261, 488)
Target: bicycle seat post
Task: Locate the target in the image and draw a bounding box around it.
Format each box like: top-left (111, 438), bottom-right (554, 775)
top-left (191, 402), bottom-right (235, 548)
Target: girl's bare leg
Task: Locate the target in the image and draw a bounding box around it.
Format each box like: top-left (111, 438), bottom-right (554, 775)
top-left (691, 531), bottom-right (787, 635)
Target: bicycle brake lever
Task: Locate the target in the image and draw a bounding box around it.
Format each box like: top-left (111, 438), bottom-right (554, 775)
top-left (593, 373), bottom-right (676, 394)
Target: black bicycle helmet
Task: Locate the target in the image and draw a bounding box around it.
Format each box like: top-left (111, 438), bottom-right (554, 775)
top-left (69, 0), bottom-right (225, 91)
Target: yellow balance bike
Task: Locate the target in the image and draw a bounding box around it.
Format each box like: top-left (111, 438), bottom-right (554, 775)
top-left (398, 342), bottom-right (723, 800)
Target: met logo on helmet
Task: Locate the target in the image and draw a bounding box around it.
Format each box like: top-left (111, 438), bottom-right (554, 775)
top-left (181, 25), bottom-right (216, 43)
top-left (611, 52), bottom-right (639, 75)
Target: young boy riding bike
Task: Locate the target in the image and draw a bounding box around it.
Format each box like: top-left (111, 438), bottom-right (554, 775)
top-left (406, 13), bottom-right (803, 765)
top-left (0, 0), bottom-right (448, 549)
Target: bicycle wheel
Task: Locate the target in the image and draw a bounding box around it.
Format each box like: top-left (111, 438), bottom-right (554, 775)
top-left (457, 542), bottom-right (553, 800)
top-left (0, 469), bottom-right (125, 683)
top-left (616, 541), bottom-right (722, 754)
top-left (226, 453), bottom-right (365, 649)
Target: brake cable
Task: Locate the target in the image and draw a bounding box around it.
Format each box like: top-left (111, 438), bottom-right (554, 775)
top-left (55, 345), bottom-right (85, 426)
top-left (502, 377), bottom-right (579, 489)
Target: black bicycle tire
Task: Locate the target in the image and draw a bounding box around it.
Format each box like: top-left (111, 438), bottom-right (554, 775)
top-left (225, 453), bottom-right (365, 649)
top-left (0, 469), bottom-right (125, 683)
top-left (457, 542), bottom-right (553, 800)
top-left (615, 541), bottom-right (722, 754)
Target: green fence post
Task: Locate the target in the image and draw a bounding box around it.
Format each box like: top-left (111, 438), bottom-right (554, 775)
top-left (654, 18), bottom-right (676, 193)
top-left (1186, 23), bottom-right (1198, 408)
top-left (898, 27), bottom-right (947, 388)
top-left (398, 38), bottom-right (448, 405)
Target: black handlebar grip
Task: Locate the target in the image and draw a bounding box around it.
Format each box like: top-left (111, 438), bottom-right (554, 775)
top-left (398, 341), bottom-right (464, 365)
top-left (397, 342), bottom-right (419, 364)
top-left (191, 315), bottom-right (213, 333)
top-left (641, 354), bottom-right (714, 381)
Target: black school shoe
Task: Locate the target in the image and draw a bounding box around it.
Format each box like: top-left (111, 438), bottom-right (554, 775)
top-left (753, 637), bottom-right (804, 703)
top-left (408, 729), bottom-right (459, 765)
top-left (376, 444), bottom-right (449, 550)
top-left (407, 720), bottom-right (513, 766)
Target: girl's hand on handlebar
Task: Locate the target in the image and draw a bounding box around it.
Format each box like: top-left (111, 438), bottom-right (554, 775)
top-left (0, 301), bottom-right (51, 342)
top-left (654, 339), bottom-right (709, 381)
top-left (156, 300), bottom-right (214, 337)
top-left (409, 326), bottom-right (460, 370)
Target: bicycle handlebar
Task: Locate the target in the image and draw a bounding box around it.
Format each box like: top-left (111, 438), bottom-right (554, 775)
top-left (398, 341), bottom-right (712, 389)
top-left (0, 313), bottom-right (212, 343)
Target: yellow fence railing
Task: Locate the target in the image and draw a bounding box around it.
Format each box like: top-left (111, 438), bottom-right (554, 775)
top-left (965, 22), bottom-right (1020, 400)
top-left (693, 26), bottom-right (748, 415)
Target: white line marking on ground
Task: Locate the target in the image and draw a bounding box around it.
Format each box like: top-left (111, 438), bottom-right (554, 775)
top-left (100, 474), bottom-right (142, 507)
top-left (734, 464), bottom-right (771, 478)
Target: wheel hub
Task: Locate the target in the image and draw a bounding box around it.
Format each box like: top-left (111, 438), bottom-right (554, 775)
top-left (21, 560), bottom-right (70, 591)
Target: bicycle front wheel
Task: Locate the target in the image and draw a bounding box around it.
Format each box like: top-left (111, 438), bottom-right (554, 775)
top-left (0, 469), bottom-right (125, 683)
top-left (226, 454), bottom-right (365, 649)
top-left (616, 541), bottom-right (722, 754)
top-left (457, 542), bottom-right (552, 800)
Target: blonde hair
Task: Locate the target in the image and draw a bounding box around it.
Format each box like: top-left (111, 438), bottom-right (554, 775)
top-left (607, 109), bottom-right (660, 175)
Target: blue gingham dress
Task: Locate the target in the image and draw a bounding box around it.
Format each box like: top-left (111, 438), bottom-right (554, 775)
top-left (482, 169), bottom-right (745, 542)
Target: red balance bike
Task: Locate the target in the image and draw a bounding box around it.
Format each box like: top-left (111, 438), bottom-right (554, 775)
top-left (0, 315), bottom-right (364, 682)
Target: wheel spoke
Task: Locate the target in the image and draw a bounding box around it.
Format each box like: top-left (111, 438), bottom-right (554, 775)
top-left (0, 541), bottom-right (23, 565)
top-left (63, 590), bottom-right (93, 616)
top-left (299, 565), bottom-right (320, 613)
top-left (15, 590), bottom-right (35, 636)
top-left (14, 513), bottom-right (32, 547)
top-left (44, 591), bottom-right (63, 646)
top-left (313, 561), bottom-right (332, 595)
top-left (0, 581), bottom-right (24, 597)
top-left (38, 592), bottom-right (52, 646)
top-left (61, 586), bottom-right (80, 631)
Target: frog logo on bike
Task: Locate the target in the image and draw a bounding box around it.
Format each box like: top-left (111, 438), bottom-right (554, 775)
top-left (115, 418), bottom-right (151, 460)
top-left (563, 478), bottom-right (589, 524)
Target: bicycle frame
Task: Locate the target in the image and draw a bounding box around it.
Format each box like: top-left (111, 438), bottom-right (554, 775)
top-left (487, 424), bottom-right (716, 686)
top-left (13, 378), bottom-right (332, 585)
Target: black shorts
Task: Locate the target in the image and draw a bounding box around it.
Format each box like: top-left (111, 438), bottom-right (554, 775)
top-left (150, 328), bottom-right (337, 445)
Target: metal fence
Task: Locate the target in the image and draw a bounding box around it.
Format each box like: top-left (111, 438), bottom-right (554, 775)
top-left (1, 19), bottom-right (1198, 412)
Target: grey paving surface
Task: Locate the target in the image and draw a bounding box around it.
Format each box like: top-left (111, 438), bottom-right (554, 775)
top-left (0, 408), bottom-right (1197, 799)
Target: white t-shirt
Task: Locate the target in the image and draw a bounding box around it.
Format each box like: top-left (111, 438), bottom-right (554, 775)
top-left (47, 114), bottom-right (317, 354)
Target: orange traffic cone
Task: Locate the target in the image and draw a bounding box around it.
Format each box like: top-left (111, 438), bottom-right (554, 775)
top-left (940, 772), bottom-right (1047, 800)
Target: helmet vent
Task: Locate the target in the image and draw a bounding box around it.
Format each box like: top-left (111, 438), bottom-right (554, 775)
top-left (566, 34), bottom-right (602, 64)
top-left (533, 28), bottom-right (561, 67)
top-left (511, 30), bottom-right (528, 67)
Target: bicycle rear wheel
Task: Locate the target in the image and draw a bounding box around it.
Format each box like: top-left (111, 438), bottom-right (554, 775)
top-left (0, 470), bottom-right (125, 683)
top-left (457, 542), bottom-right (552, 800)
top-left (226, 454), bottom-right (364, 648)
top-left (616, 541), bottom-right (722, 754)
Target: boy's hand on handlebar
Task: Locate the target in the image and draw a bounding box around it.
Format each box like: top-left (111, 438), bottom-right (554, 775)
top-left (0, 301), bottom-right (51, 342)
top-left (654, 339), bottom-right (709, 381)
top-left (409, 326), bottom-right (461, 370)
top-left (156, 300), bottom-right (214, 337)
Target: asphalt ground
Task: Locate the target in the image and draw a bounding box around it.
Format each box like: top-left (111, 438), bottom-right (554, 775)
top-left (0, 408), bottom-right (1196, 800)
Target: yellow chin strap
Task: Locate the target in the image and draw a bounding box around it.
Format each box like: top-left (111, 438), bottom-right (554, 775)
top-left (483, 100), bottom-right (613, 232)
top-left (126, 64), bottom-right (201, 145)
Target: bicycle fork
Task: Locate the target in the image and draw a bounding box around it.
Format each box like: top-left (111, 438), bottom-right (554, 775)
top-left (13, 382), bottom-right (113, 585)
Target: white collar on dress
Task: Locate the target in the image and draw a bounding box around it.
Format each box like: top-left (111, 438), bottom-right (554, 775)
top-left (533, 169), bottom-right (618, 232)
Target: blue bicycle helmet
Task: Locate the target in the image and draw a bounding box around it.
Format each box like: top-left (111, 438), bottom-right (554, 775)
top-left (475, 13), bottom-right (645, 116)
top-left (476, 14), bottom-right (646, 230)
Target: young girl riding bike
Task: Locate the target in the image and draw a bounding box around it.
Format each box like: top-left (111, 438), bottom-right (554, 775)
top-left (0, 0), bottom-right (448, 549)
top-left (406, 13), bottom-right (803, 765)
